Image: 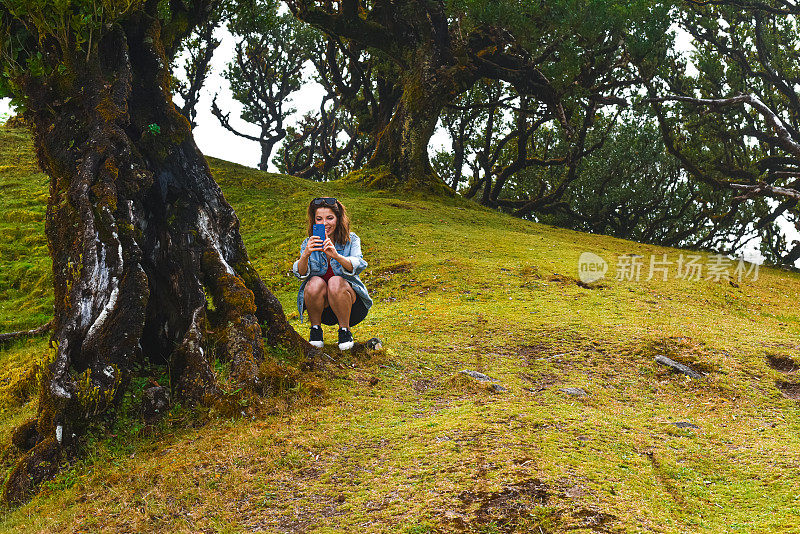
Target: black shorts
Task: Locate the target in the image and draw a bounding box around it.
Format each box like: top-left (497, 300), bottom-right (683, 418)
top-left (320, 296), bottom-right (369, 327)
top-left (303, 283), bottom-right (369, 327)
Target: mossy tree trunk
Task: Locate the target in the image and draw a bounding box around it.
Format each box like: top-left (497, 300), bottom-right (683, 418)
top-left (1, 9), bottom-right (311, 504)
top-left (286, 1), bottom-right (571, 196)
top-left (364, 54), bottom-right (464, 193)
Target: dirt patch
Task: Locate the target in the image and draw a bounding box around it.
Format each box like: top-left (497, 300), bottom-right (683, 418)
top-left (517, 343), bottom-right (554, 363)
top-left (298, 466), bottom-right (321, 479)
top-left (519, 265), bottom-right (542, 279)
top-left (546, 273), bottom-right (605, 289)
top-left (570, 508), bottom-right (617, 531)
top-left (776, 381), bottom-right (800, 399)
top-left (520, 372), bottom-right (561, 392)
top-left (641, 336), bottom-right (718, 374)
top-left (446, 478), bottom-right (619, 532)
top-left (274, 515), bottom-right (312, 533)
top-left (387, 200), bottom-right (427, 210)
top-left (767, 355), bottom-right (799, 373)
top-left (453, 479), bottom-right (552, 532)
top-left (548, 273), bottom-right (577, 285)
top-left (362, 261), bottom-right (414, 290)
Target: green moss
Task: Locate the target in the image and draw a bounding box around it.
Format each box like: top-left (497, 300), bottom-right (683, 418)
top-left (343, 164), bottom-right (455, 197)
top-left (342, 164), bottom-right (395, 188)
top-left (72, 365), bottom-right (122, 417)
top-left (2, 128), bottom-right (800, 531)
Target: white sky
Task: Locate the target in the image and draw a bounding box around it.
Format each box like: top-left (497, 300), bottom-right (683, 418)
top-left (176, 25), bottom-right (322, 170)
top-left (0, 26), bottom-right (795, 265)
top-left (174, 25), bottom-right (450, 170)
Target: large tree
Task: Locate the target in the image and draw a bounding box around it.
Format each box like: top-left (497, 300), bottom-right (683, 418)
top-left (277, 97), bottom-right (372, 180)
top-left (308, 35), bottom-right (400, 156)
top-left (0, 0), bottom-right (317, 503)
top-left (276, 36), bottom-right (391, 180)
top-left (286, 0), bottom-right (670, 194)
top-left (641, 0), bottom-right (800, 266)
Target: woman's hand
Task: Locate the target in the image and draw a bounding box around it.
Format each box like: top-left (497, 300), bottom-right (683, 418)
top-left (303, 236), bottom-right (324, 258)
top-left (322, 237), bottom-right (338, 259)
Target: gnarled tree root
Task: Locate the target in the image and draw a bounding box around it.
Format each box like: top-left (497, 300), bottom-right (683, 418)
top-left (0, 320), bottom-right (53, 347)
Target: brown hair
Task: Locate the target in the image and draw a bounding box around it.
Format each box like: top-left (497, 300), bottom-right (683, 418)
top-left (306, 198), bottom-right (351, 244)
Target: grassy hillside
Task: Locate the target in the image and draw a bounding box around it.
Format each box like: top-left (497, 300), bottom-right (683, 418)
top-left (1, 127), bottom-right (799, 533)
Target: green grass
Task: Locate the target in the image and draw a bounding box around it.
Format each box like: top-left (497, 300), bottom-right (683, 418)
top-left (0, 129), bottom-right (51, 332)
top-left (1, 126), bottom-right (800, 532)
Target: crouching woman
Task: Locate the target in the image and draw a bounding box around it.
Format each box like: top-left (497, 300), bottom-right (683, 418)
top-left (292, 197), bottom-right (372, 350)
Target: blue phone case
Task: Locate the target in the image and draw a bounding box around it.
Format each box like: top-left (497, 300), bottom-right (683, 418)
top-left (313, 224), bottom-right (326, 243)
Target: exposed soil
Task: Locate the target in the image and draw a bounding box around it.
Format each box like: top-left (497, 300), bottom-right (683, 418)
top-left (766, 355), bottom-right (799, 373)
top-left (517, 343), bottom-right (555, 363)
top-left (444, 478), bottom-right (619, 533)
top-left (453, 479), bottom-right (551, 532)
top-left (520, 372), bottom-right (561, 392)
top-left (643, 336), bottom-right (718, 374)
top-left (569, 508), bottom-right (618, 531)
top-left (413, 378), bottom-right (434, 393)
top-left (776, 381), bottom-right (800, 400)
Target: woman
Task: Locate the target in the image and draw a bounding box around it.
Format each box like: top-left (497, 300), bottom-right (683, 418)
top-left (293, 197), bottom-right (372, 350)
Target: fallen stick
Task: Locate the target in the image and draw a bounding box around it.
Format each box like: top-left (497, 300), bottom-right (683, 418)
top-left (0, 320), bottom-right (53, 346)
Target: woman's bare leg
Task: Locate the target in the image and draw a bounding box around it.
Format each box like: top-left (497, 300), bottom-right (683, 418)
top-left (304, 276), bottom-right (329, 325)
top-left (327, 276), bottom-right (357, 328)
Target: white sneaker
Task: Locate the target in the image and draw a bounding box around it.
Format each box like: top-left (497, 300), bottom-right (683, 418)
top-left (309, 325), bottom-right (323, 348)
top-left (338, 328), bottom-right (354, 350)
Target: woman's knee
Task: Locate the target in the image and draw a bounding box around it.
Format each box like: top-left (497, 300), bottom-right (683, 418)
top-left (305, 276), bottom-right (328, 298)
top-left (328, 276), bottom-right (356, 303)
top-left (327, 276), bottom-right (349, 293)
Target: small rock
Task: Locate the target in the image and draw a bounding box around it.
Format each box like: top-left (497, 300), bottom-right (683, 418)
top-left (142, 385), bottom-right (170, 424)
top-left (366, 337), bottom-right (383, 350)
top-left (460, 370), bottom-right (508, 392)
top-left (559, 387), bottom-right (588, 396)
top-left (655, 355), bottom-right (704, 379)
top-left (460, 369), bottom-right (495, 381)
top-left (671, 421), bottom-right (700, 429)
top-left (368, 376), bottom-right (380, 386)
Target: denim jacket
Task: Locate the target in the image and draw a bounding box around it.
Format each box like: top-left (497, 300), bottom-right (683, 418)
top-left (292, 232), bottom-right (372, 323)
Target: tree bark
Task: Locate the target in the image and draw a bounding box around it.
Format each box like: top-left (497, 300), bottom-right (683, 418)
top-left (2, 14), bottom-right (310, 504)
top-left (354, 54), bottom-right (460, 195)
top-left (367, 90), bottom-right (445, 189)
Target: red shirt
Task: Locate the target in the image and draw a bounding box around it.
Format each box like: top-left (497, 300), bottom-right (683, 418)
top-left (321, 261), bottom-right (334, 282)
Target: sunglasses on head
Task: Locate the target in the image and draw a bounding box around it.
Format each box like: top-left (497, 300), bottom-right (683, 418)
top-left (312, 197), bottom-right (337, 207)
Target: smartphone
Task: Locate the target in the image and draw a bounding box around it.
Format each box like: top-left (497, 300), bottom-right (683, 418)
top-left (312, 224), bottom-right (326, 246)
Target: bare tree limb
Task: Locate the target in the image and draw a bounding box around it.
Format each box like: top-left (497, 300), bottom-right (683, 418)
top-left (649, 93), bottom-right (800, 159)
top-left (0, 320), bottom-right (52, 346)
